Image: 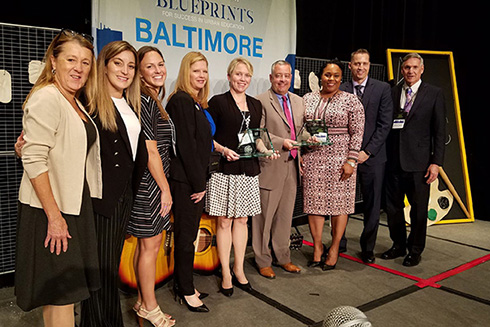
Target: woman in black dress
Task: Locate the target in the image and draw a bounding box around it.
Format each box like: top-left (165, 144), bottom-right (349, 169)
top-left (16, 29), bottom-right (101, 327)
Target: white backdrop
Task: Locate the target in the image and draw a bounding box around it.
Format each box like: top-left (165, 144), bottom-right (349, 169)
top-left (92, 0), bottom-right (297, 99)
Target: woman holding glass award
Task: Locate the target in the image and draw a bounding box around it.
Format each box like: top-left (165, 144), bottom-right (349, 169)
top-left (302, 59), bottom-right (364, 270)
top-left (205, 57), bottom-right (272, 297)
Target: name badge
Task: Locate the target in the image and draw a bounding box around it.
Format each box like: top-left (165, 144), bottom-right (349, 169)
top-left (314, 132), bottom-right (328, 143)
top-left (392, 118), bottom-right (405, 129)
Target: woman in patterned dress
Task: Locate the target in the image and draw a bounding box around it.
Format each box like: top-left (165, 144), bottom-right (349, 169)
top-left (205, 58), bottom-right (265, 297)
top-left (127, 46), bottom-right (175, 327)
top-left (302, 59), bottom-right (364, 270)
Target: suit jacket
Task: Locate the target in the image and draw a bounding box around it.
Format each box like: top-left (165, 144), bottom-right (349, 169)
top-left (340, 78), bottom-right (393, 167)
top-left (167, 90), bottom-right (212, 193)
top-left (387, 81), bottom-right (446, 172)
top-left (208, 91), bottom-right (261, 176)
top-left (91, 104), bottom-right (148, 218)
top-left (256, 89), bottom-right (305, 190)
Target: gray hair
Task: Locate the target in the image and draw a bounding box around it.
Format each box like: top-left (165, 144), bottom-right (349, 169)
top-left (270, 60), bottom-right (291, 74)
top-left (402, 52), bottom-right (424, 66)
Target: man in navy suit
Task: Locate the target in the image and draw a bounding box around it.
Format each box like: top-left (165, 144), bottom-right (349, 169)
top-left (339, 49), bottom-right (393, 263)
top-left (382, 52), bottom-right (446, 267)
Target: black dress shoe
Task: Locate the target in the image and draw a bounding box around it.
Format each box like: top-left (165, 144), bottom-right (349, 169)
top-left (360, 251), bottom-right (375, 264)
top-left (403, 254), bottom-right (421, 267)
top-left (381, 247), bottom-right (407, 260)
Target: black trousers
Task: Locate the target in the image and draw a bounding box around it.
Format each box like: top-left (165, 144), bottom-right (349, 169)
top-left (79, 185), bottom-right (133, 327)
top-left (171, 180), bottom-right (204, 296)
top-left (384, 169), bottom-right (430, 256)
top-left (358, 163), bottom-right (385, 252)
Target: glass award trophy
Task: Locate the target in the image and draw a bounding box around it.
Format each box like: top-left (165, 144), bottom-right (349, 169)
top-left (236, 128), bottom-right (275, 158)
top-left (295, 119), bottom-right (332, 146)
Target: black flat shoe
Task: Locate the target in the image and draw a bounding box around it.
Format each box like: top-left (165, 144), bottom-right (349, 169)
top-left (402, 254), bottom-right (421, 267)
top-left (381, 247), bottom-right (406, 260)
top-left (360, 251), bottom-right (375, 264)
top-left (219, 282), bottom-right (234, 297)
top-left (231, 271), bottom-right (252, 292)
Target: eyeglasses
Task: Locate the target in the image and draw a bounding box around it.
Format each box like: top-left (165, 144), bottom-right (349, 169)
top-left (60, 28), bottom-right (94, 44)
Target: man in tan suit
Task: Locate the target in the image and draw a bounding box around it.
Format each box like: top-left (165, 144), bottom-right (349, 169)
top-left (252, 60), bottom-right (304, 279)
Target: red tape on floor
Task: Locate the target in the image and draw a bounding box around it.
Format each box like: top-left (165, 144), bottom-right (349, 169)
top-left (302, 240), bottom-right (490, 289)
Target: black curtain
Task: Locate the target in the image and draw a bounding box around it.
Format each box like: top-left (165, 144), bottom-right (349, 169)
top-left (296, 0), bottom-right (487, 220)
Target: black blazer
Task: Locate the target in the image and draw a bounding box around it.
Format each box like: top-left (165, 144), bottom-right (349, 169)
top-left (167, 91), bottom-right (212, 193)
top-left (386, 81), bottom-right (446, 172)
top-left (91, 105), bottom-right (148, 218)
top-left (340, 77), bottom-right (393, 167)
top-left (207, 91), bottom-right (261, 176)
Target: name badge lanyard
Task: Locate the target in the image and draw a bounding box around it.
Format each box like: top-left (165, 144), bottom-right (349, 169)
top-left (393, 89), bottom-right (418, 129)
top-left (237, 105), bottom-right (250, 143)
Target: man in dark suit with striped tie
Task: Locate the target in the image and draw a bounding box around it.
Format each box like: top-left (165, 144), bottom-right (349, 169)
top-left (339, 49), bottom-right (393, 264)
top-left (382, 52), bottom-right (446, 267)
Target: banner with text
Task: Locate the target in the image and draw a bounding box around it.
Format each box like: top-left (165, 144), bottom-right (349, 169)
top-left (92, 0), bottom-right (297, 97)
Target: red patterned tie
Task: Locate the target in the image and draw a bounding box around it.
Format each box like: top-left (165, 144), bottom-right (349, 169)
top-left (282, 95), bottom-right (297, 158)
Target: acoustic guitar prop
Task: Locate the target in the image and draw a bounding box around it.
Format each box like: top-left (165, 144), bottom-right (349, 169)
top-left (404, 177), bottom-right (454, 226)
top-left (118, 213), bottom-right (219, 292)
top-left (193, 213), bottom-right (220, 274)
top-left (118, 224), bottom-right (174, 293)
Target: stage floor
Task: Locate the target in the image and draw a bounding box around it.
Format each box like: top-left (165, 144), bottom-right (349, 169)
top-left (1, 213), bottom-right (489, 326)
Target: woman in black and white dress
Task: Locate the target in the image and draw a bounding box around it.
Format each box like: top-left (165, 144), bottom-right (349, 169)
top-left (127, 46), bottom-right (175, 327)
top-left (205, 58), bottom-right (266, 296)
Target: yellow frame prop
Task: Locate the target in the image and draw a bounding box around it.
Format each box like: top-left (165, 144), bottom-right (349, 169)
top-left (386, 49), bottom-right (474, 224)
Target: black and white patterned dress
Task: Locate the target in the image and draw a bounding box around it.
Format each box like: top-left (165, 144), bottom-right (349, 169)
top-left (127, 94), bottom-right (175, 238)
top-left (204, 92), bottom-right (262, 218)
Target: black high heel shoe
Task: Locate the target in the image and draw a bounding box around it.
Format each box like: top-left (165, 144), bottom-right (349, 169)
top-left (322, 250), bottom-right (338, 271)
top-left (231, 271), bottom-right (252, 292)
top-left (173, 285), bottom-right (209, 312)
top-left (198, 292), bottom-right (209, 300)
top-left (219, 282), bottom-right (234, 297)
top-left (307, 244), bottom-right (327, 268)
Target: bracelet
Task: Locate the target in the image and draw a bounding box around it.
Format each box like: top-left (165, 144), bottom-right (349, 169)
top-left (221, 146), bottom-right (227, 156)
top-left (346, 160), bottom-right (356, 168)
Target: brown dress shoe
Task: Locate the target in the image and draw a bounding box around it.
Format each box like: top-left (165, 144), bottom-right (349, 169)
top-left (280, 262), bottom-right (301, 273)
top-left (259, 267), bottom-right (276, 279)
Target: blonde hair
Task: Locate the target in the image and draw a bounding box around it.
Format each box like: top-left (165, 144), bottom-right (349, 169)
top-left (227, 57), bottom-right (253, 77)
top-left (169, 51), bottom-right (209, 108)
top-left (89, 40), bottom-right (141, 132)
top-left (23, 30), bottom-right (97, 109)
top-left (137, 46), bottom-right (169, 120)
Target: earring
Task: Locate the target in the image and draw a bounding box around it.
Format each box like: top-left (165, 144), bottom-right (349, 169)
top-left (52, 69), bottom-right (56, 75)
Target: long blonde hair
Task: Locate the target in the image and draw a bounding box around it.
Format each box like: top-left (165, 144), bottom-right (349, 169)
top-left (23, 30), bottom-right (97, 109)
top-left (89, 41), bottom-right (141, 132)
top-left (137, 46), bottom-right (169, 120)
top-left (168, 51), bottom-right (209, 108)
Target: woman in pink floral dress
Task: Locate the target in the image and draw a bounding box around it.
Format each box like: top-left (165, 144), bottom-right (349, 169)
top-left (302, 59), bottom-right (364, 270)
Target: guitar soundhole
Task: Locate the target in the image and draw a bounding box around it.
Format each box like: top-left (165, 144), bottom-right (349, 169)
top-left (196, 228), bottom-right (211, 253)
top-left (438, 196), bottom-right (450, 210)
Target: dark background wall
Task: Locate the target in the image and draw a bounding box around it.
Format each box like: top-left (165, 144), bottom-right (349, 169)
top-left (1, 0), bottom-right (486, 220)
